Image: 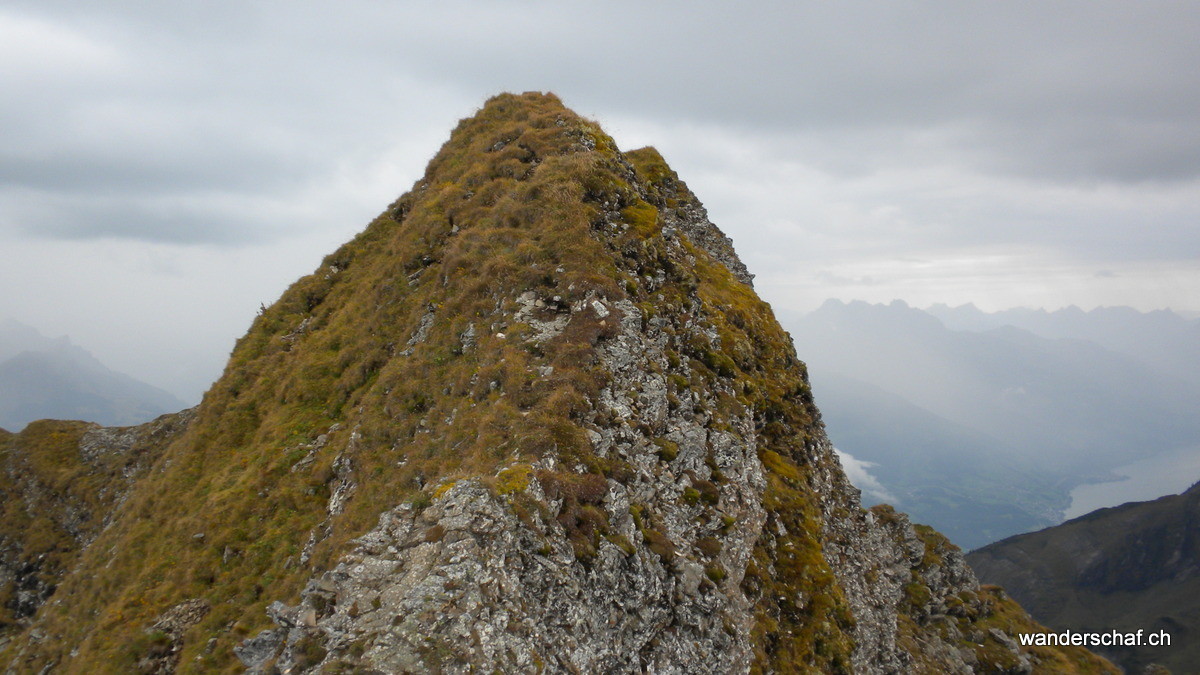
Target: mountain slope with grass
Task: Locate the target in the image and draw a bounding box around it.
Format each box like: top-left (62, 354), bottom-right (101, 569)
top-left (969, 482), bottom-right (1200, 673)
top-left (0, 93), bottom-right (1114, 674)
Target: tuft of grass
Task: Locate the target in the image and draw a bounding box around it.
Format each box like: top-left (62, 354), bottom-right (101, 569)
top-left (651, 437), bottom-right (678, 462)
top-left (641, 528), bottom-right (675, 564)
top-left (705, 564), bottom-right (727, 583)
top-left (494, 464), bottom-right (533, 496)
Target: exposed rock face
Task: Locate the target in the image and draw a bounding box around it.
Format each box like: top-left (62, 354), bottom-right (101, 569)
top-left (1, 93), bottom-right (1115, 673)
top-left (137, 599), bottom-right (212, 674)
top-left (265, 482), bottom-right (747, 673)
top-left (256, 291), bottom-right (771, 673)
top-left (637, 150), bottom-right (755, 289)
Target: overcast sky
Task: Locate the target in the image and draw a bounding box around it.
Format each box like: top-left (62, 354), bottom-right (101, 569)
top-left (2, 1), bottom-right (1199, 402)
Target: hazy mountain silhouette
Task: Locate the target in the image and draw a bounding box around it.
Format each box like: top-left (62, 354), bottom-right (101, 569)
top-left (0, 319), bottom-right (185, 431)
top-left (928, 302), bottom-right (1200, 385)
top-left (816, 374), bottom-right (1065, 550)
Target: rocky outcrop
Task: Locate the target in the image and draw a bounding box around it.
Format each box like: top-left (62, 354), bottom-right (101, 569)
top-left (137, 599), bottom-right (212, 674)
top-left (625, 147), bottom-right (754, 288)
top-left (249, 290), bottom-right (772, 673)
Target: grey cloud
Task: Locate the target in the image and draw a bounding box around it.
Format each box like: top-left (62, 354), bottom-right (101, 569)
top-left (4, 0), bottom-right (1200, 253)
top-left (0, 141), bottom-right (314, 195)
top-left (815, 271), bottom-right (883, 287)
top-left (397, 1), bottom-right (1200, 183)
top-left (0, 3), bottom-right (474, 243)
top-left (2, 189), bottom-right (279, 244)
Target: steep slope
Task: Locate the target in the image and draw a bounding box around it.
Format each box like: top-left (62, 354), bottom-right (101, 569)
top-left (1, 93), bottom-right (1113, 673)
top-left (969, 482), bottom-right (1200, 673)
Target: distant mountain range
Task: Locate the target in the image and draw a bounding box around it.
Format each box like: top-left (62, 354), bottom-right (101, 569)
top-left (927, 302), bottom-right (1200, 386)
top-left (779, 300), bottom-right (1200, 550)
top-left (968, 482), bottom-right (1200, 673)
top-left (0, 319), bottom-right (185, 431)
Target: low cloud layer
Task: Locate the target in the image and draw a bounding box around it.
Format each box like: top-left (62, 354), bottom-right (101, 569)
top-left (834, 448), bottom-right (899, 506)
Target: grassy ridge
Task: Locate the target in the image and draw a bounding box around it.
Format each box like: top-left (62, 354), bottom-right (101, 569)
top-left (1, 93), bottom-right (1117, 674)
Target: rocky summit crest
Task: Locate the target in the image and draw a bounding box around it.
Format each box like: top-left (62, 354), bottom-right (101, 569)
top-left (0, 93), bottom-right (1115, 673)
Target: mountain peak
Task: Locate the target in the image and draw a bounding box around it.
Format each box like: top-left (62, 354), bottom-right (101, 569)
top-left (0, 95), bottom-right (1112, 674)
top-left (421, 91), bottom-right (618, 184)
top-left (0, 320), bottom-right (184, 430)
